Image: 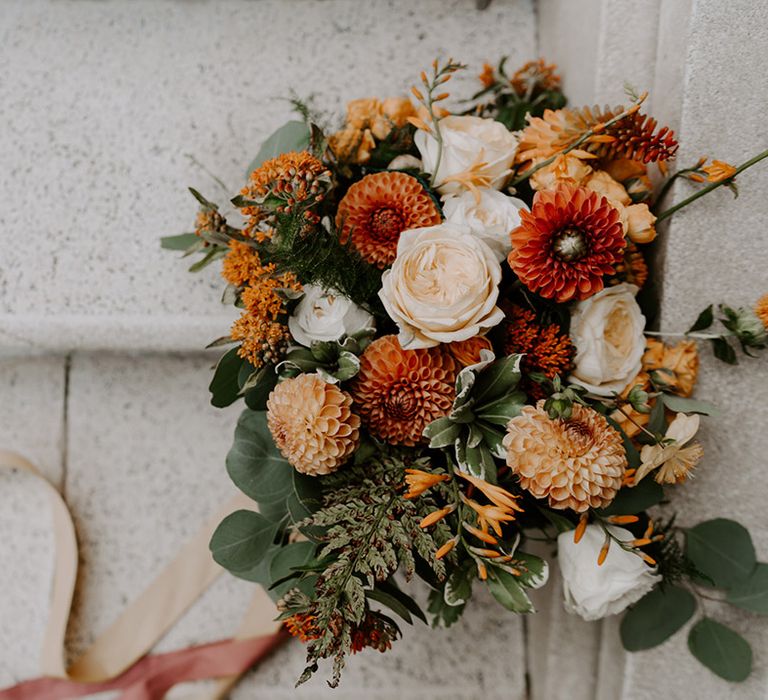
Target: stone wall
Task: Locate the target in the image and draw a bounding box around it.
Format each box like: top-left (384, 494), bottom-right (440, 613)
top-left (1, 1), bottom-right (766, 698)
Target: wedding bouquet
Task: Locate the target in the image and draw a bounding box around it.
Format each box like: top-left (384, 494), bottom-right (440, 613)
top-left (163, 58), bottom-right (768, 687)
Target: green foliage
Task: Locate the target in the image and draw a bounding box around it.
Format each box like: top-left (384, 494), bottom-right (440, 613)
top-left (688, 304), bottom-right (714, 333)
top-left (620, 586), bottom-right (696, 651)
top-left (278, 330), bottom-right (375, 383)
top-left (160, 233), bottom-right (199, 251)
top-left (290, 451), bottom-right (451, 687)
top-left (246, 121), bottom-right (311, 177)
top-left (688, 618), bottom-right (752, 682)
top-left (209, 347), bottom-right (246, 408)
top-left (726, 563), bottom-right (768, 614)
top-left (423, 352), bottom-right (525, 480)
top-left (598, 478), bottom-right (664, 516)
top-left (659, 393), bottom-right (719, 416)
top-left (427, 586), bottom-right (467, 627)
top-left (209, 510), bottom-right (278, 573)
top-left (269, 214), bottom-right (383, 310)
top-left (225, 409), bottom-right (321, 524)
top-left (685, 519), bottom-right (756, 589)
top-left (487, 566), bottom-right (534, 613)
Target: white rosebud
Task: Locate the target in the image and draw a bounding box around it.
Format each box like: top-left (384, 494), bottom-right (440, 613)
top-left (414, 115), bottom-right (518, 196)
top-left (288, 284), bottom-right (374, 347)
top-left (569, 283), bottom-right (646, 396)
top-left (558, 525), bottom-right (661, 621)
top-left (442, 187), bottom-right (526, 261)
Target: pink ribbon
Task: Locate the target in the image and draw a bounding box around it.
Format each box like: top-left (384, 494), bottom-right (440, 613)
top-left (0, 630), bottom-right (289, 700)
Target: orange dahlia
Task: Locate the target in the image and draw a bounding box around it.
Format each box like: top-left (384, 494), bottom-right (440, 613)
top-left (349, 335), bottom-right (457, 446)
top-left (503, 401), bottom-right (627, 512)
top-left (508, 184), bottom-right (626, 302)
top-left (754, 293), bottom-right (768, 330)
top-left (503, 305), bottom-right (573, 398)
top-left (336, 172), bottom-right (442, 268)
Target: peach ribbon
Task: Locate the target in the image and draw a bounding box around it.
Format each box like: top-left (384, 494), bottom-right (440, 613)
top-left (0, 450), bottom-right (287, 700)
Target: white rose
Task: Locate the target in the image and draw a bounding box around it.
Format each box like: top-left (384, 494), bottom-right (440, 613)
top-left (379, 223), bottom-right (504, 349)
top-left (569, 283), bottom-right (646, 396)
top-left (288, 284), bottom-right (374, 347)
top-left (414, 115), bottom-right (518, 196)
top-left (442, 188), bottom-right (526, 261)
top-left (558, 525), bottom-right (661, 621)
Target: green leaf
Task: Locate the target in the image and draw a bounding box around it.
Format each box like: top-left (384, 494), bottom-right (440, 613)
top-left (243, 365), bottom-right (279, 411)
top-left (188, 246), bottom-right (224, 273)
top-left (686, 519), bottom-right (756, 589)
top-left (209, 510), bottom-right (277, 572)
top-left (444, 565), bottom-right (474, 607)
top-left (538, 507), bottom-right (575, 534)
top-left (374, 580), bottom-right (428, 624)
top-left (268, 541), bottom-right (317, 598)
top-left (161, 233), bottom-right (198, 250)
top-left (475, 421), bottom-right (506, 458)
top-left (726, 562), bottom-right (768, 614)
top-left (660, 393), bottom-right (720, 416)
top-left (209, 347), bottom-right (245, 408)
top-left (688, 304), bottom-right (714, 333)
top-left (428, 587), bottom-right (466, 627)
top-left (688, 618), bottom-right (752, 682)
top-left (511, 552), bottom-right (549, 589)
top-left (487, 567), bottom-right (534, 613)
top-left (286, 470), bottom-right (322, 526)
top-left (472, 355), bottom-right (522, 405)
top-left (476, 391), bottom-right (525, 425)
top-left (620, 586), bottom-right (696, 650)
top-left (423, 417), bottom-right (461, 448)
top-left (598, 478), bottom-right (664, 516)
top-left (712, 336), bottom-right (738, 364)
top-left (226, 410), bottom-right (294, 507)
top-left (246, 121), bottom-right (311, 177)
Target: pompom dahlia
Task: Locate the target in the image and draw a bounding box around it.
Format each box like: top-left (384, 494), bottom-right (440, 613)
top-left (508, 184), bottom-right (626, 302)
top-left (266, 374), bottom-right (360, 476)
top-left (336, 172), bottom-right (442, 269)
top-left (503, 401), bottom-right (627, 512)
top-left (349, 335), bottom-right (457, 446)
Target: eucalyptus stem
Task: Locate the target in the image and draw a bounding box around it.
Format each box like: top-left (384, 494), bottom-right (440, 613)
top-left (644, 330), bottom-right (722, 341)
top-left (510, 92), bottom-right (648, 186)
top-left (656, 147), bottom-right (768, 222)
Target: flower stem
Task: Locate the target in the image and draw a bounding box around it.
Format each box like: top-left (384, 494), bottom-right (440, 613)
top-left (655, 147), bottom-right (768, 222)
top-left (644, 330), bottom-right (722, 341)
top-left (510, 93), bottom-right (648, 186)
top-left (613, 404), bottom-right (659, 443)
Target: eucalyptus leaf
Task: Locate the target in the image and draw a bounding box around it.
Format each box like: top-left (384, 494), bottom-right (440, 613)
top-left (686, 519), bottom-right (756, 589)
top-left (620, 586), bottom-right (696, 650)
top-left (688, 618), bottom-right (752, 682)
top-left (209, 347), bottom-right (245, 408)
top-left (226, 409), bottom-right (294, 507)
top-left (660, 393), bottom-right (720, 416)
top-left (726, 562), bottom-right (768, 614)
top-left (209, 510), bottom-right (277, 572)
top-left (243, 365), bottom-right (279, 411)
top-left (246, 121), bottom-right (311, 177)
top-left (269, 541), bottom-right (317, 598)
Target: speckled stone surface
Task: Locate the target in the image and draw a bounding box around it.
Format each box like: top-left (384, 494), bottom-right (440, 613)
top-left (0, 0), bottom-right (535, 353)
top-left (618, 1), bottom-right (768, 698)
top-left (0, 357), bottom-right (66, 684)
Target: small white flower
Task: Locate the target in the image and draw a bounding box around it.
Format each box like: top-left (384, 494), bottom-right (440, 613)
top-left (442, 187), bottom-right (526, 261)
top-left (558, 525), bottom-right (661, 621)
top-left (414, 115), bottom-right (518, 196)
top-left (569, 283), bottom-right (646, 396)
top-left (379, 223), bottom-right (504, 349)
top-left (288, 284), bottom-right (374, 347)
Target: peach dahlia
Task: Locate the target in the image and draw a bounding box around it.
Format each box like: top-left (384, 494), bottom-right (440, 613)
top-left (336, 171), bottom-right (442, 269)
top-left (508, 183), bottom-right (626, 302)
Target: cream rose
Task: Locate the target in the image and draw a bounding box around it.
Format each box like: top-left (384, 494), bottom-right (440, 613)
top-left (414, 115), bottom-right (518, 196)
top-left (569, 284), bottom-right (646, 396)
top-left (558, 525), bottom-right (661, 621)
top-left (379, 223), bottom-right (504, 349)
top-left (288, 284), bottom-right (374, 347)
top-left (442, 188), bottom-right (526, 261)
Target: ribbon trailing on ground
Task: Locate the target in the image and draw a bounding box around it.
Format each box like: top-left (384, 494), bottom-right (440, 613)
top-left (0, 450), bottom-right (288, 700)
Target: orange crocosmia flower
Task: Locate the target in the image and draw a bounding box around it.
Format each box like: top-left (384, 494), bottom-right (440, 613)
top-left (404, 468), bottom-right (450, 499)
top-left (507, 183), bottom-right (626, 302)
top-left (702, 159), bottom-right (737, 182)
